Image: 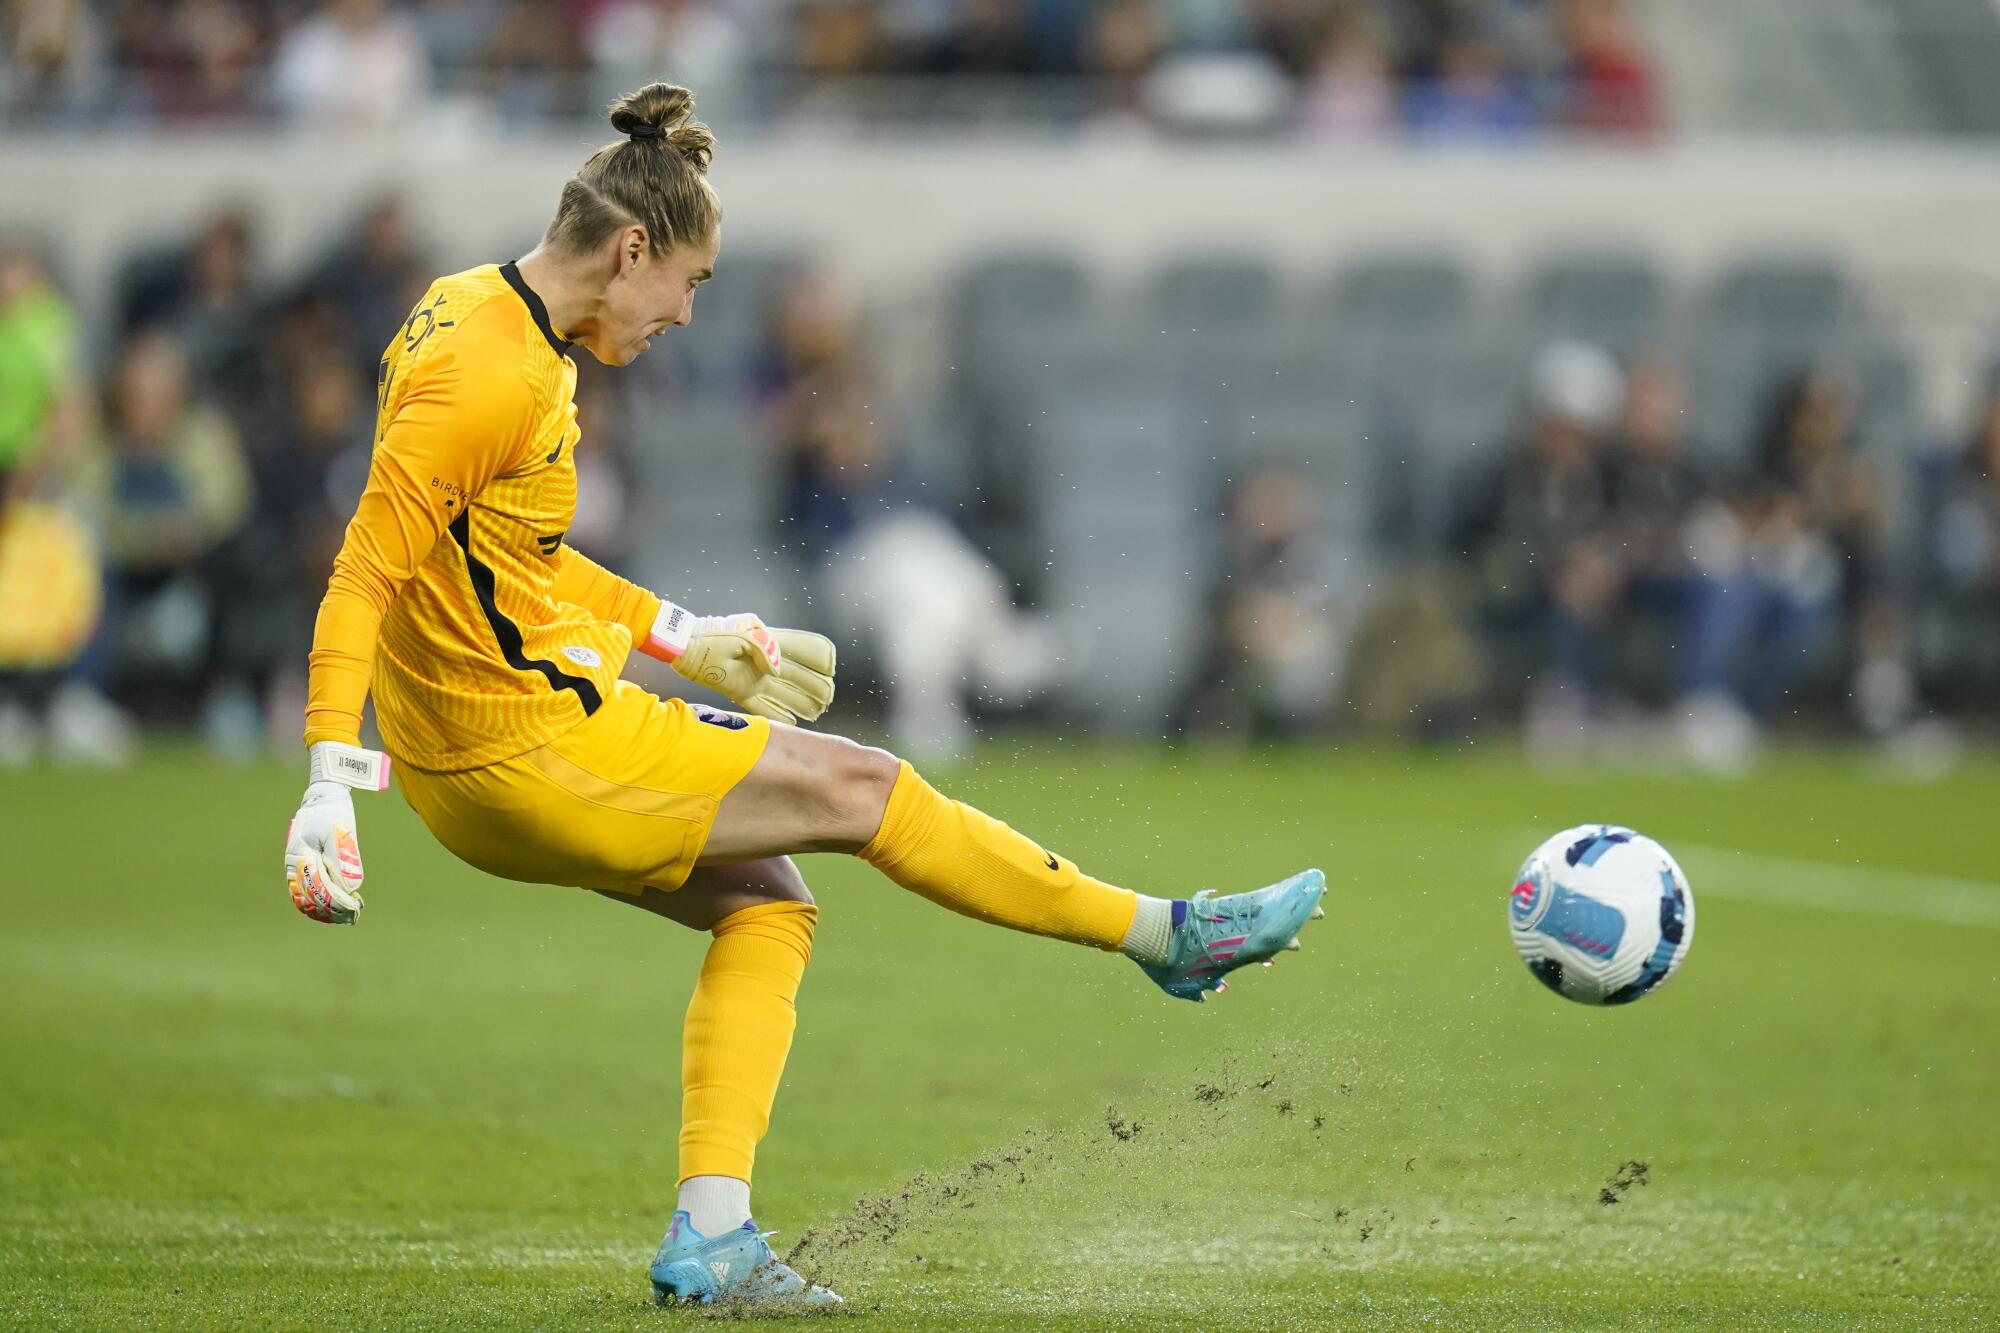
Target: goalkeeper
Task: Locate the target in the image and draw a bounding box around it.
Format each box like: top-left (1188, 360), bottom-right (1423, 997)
top-left (285, 82), bottom-right (1325, 1309)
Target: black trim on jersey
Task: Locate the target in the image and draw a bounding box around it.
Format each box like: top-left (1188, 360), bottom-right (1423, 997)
top-left (449, 510), bottom-right (602, 716)
top-left (499, 261), bottom-right (573, 357)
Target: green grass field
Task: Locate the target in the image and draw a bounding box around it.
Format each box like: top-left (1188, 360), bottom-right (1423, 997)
top-left (3, 744), bottom-right (1996, 1330)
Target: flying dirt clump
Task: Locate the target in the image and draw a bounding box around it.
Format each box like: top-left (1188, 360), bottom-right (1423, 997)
top-left (1598, 1159), bottom-right (1650, 1205)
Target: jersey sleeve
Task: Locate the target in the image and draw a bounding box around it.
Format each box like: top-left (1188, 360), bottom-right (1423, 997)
top-left (303, 307), bottom-right (537, 747)
top-left (549, 543), bottom-right (661, 644)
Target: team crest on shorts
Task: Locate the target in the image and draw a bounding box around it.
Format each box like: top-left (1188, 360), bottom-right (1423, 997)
top-left (691, 702), bottom-right (750, 730)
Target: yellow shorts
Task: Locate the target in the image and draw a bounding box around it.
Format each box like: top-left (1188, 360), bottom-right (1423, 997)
top-left (395, 680), bottom-right (771, 895)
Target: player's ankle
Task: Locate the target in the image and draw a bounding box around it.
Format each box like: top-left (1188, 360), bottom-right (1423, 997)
top-left (1119, 895), bottom-right (1186, 966)
top-left (677, 1175), bottom-right (752, 1237)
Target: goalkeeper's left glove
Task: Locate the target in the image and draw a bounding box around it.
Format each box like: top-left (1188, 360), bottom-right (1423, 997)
top-left (639, 602), bottom-right (836, 725)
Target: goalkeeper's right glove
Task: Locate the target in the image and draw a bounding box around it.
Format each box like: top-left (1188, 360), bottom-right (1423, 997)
top-left (284, 741), bottom-right (389, 925)
top-left (639, 601), bottom-right (836, 725)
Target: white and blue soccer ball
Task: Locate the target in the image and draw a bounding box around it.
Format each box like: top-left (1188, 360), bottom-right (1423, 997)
top-left (1509, 825), bottom-right (1694, 1006)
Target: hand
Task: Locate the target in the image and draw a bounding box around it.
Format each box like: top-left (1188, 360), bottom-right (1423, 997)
top-left (285, 741), bottom-right (389, 924)
top-left (641, 605), bottom-right (836, 725)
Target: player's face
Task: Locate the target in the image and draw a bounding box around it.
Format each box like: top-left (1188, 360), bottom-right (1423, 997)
top-left (593, 230), bottom-right (720, 366)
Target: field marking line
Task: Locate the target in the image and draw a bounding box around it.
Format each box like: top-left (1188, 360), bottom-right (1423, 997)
top-left (1670, 842), bottom-right (2000, 929)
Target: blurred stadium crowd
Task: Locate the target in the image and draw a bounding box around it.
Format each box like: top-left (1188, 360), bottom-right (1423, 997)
top-left (2, 189), bottom-right (1996, 769)
top-left (1, 0), bottom-right (1659, 139)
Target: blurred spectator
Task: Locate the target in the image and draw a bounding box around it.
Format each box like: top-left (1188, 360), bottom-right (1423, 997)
top-left (133, 0), bottom-right (262, 121)
top-left (1928, 380), bottom-right (2000, 698)
top-left (589, 0), bottom-right (748, 126)
top-left (1690, 370), bottom-right (1906, 747)
top-left (1450, 340), bottom-right (1621, 755)
top-left (472, 0), bottom-right (585, 123)
top-left (305, 195), bottom-right (431, 378)
top-left (0, 487), bottom-right (106, 765)
top-left (272, 0), bottom-right (431, 129)
top-left (3, 0), bottom-right (1667, 138)
top-left (1401, 20), bottom-right (1535, 143)
top-left (1180, 461), bottom-right (1357, 739)
top-left (1296, 6), bottom-right (1396, 143)
top-left (918, 0), bottom-right (1044, 74)
top-left (2, 0), bottom-right (107, 118)
top-left (73, 331), bottom-right (251, 723)
top-left (762, 274), bottom-right (1056, 760)
top-left (1601, 358), bottom-right (1748, 765)
top-left (1084, 0), bottom-right (1168, 123)
top-left (206, 352), bottom-right (371, 750)
top-left (1552, 0), bottom-right (1660, 138)
top-left (414, 0), bottom-right (502, 85)
top-left (117, 209), bottom-right (263, 411)
top-left (0, 240), bottom-right (90, 494)
top-left (0, 241), bottom-right (108, 766)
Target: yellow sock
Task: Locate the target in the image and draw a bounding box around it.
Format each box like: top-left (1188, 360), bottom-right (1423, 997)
top-left (860, 761), bottom-right (1138, 950)
top-left (678, 899), bottom-right (815, 1186)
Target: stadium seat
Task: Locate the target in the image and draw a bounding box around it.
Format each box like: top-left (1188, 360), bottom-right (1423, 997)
top-left (1519, 250), bottom-right (1666, 355)
top-left (660, 247), bottom-right (805, 400)
top-left (1219, 389), bottom-right (1379, 547)
top-left (953, 251), bottom-right (1095, 368)
top-left (1704, 254), bottom-right (1854, 346)
top-left (1146, 255), bottom-right (1284, 336)
top-left (1323, 253), bottom-right (1474, 341)
top-left (626, 404), bottom-right (795, 619)
top-left (1036, 395), bottom-right (1209, 731)
top-left (1411, 340), bottom-right (1525, 546)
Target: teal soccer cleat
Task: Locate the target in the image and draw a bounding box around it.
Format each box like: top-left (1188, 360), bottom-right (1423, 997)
top-left (1136, 868), bottom-right (1328, 1002)
top-left (649, 1211), bottom-right (843, 1308)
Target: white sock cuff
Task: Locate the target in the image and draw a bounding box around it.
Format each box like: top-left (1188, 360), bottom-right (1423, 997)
top-left (1119, 894), bottom-right (1176, 966)
top-left (677, 1174), bottom-right (752, 1237)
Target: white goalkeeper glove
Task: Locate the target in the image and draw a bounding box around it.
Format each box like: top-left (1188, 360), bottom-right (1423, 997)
top-left (285, 741), bottom-right (390, 925)
top-left (639, 602), bottom-right (836, 725)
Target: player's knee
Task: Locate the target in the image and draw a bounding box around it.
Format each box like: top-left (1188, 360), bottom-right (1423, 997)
top-left (763, 855), bottom-right (816, 908)
top-left (817, 736), bottom-right (902, 847)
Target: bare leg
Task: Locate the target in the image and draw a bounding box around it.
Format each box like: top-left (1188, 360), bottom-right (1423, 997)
top-left (597, 855), bottom-right (815, 929)
top-left (700, 725), bottom-right (901, 862)
top-left (704, 722), bottom-right (1143, 951)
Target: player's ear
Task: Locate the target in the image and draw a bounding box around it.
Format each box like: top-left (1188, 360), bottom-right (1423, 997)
top-left (621, 225), bottom-right (651, 274)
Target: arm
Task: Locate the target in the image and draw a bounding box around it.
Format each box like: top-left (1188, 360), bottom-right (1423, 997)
top-left (287, 316), bottom-right (535, 925)
top-left (551, 540), bottom-right (839, 724)
top-left (549, 543), bottom-right (661, 646)
top-left (302, 334), bottom-right (535, 746)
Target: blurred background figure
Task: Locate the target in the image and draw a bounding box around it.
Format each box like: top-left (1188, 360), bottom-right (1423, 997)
top-left (1, 0), bottom-right (107, 120)
top-left (762, 273), bottom-right (1058, 762)
top-left (303, 195), bottom-right (432, 383)
top-left (72, 331), bottom-right (250, 739)
top-left (272, 0), bottom-right (431, 129)
top-left (1709, 369), bottom-right (1910, 740)
top-left (1181, 461), bottom-right (1357, 740)
top-left (1296, 5), bottom-right (1396, 144)
top-left (1927, 379), bottom-right (2000, 705)
top-left (1401, 18), bottom-right (1535, 145)
top-left (1552, 0), bottom-right (1661, 138)
top-left (1451, 340), bottom-right (1622, 758)
top-left (117, 208), bottom-right (262, 413)
top-left (0, 239), bottom-right (104, 766)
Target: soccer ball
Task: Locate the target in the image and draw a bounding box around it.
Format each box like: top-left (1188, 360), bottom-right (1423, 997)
top-left (1509, 825), bottom-right (1694, 1006)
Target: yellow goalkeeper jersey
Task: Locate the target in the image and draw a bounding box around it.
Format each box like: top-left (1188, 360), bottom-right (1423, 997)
top-left (305, 263), bottom-right (661, 772)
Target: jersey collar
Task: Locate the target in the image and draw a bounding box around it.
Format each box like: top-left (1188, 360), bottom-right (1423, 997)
top-left (500, 261), bottom-right (573, 357)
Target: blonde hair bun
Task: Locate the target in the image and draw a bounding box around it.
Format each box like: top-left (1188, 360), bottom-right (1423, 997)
top-left (609, 83), bottom-right (714, 173)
